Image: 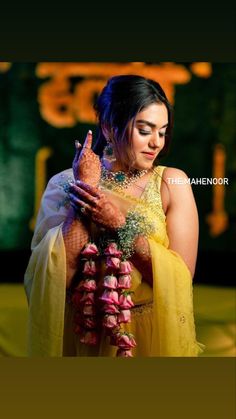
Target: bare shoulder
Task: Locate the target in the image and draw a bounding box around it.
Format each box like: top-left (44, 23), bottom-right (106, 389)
top-left (162, 166), bottom-right (194, 207)
top-left (162, 166), bottom-right (189, 182)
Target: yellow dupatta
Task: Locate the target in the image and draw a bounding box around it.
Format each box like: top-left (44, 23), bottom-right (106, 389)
top-left (24, 167), bottom-right (204, 356)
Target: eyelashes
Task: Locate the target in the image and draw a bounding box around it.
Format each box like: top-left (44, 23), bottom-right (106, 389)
top-left (138, 129), bottom-right (151, 136)
top-left (138, 129), bottom-right (166, 138)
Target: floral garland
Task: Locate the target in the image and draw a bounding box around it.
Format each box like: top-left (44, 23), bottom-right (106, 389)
top-left (71, 241), bottom-right (137, 357)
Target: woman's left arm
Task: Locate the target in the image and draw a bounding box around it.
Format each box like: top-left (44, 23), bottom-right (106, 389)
top-left (163, 167), bottom-right (199, 278)
top-left (130, 168), bottom-right (199, 284)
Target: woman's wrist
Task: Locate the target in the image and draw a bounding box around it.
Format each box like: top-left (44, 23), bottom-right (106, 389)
top-left (62, 206), bottom-right (90, 288)
top-left (63, 205), bottom-right (87, 229)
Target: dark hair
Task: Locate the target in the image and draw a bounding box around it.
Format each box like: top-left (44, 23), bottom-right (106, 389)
top-left (93, 74), bottom-right (173, 168)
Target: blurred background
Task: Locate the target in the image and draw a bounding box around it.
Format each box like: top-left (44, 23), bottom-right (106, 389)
top-left (0, 62), bottom-right (235, 356)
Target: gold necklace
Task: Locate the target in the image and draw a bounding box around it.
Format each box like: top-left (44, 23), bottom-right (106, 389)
top-left (101, 166), bottom-right (149, 191)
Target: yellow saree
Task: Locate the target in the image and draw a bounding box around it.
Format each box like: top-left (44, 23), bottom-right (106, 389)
top-left (24, 166), bottom-right (205, 356)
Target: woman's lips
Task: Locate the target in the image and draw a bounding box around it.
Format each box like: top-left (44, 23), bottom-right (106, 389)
top-left (142, 152), bottom-right (156, 159)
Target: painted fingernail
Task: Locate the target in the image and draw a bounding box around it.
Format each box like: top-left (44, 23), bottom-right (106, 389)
top-left (75, 140), bottom-right (82, 148)
top-left (88, 130), bottom-right (92, 135)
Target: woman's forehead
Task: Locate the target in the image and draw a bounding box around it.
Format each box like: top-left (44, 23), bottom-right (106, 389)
top-left (135, 103), bottom-right (168, 128)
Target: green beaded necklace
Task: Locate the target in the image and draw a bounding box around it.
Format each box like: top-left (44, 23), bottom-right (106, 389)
top-left (101, 166), bottom-right (149, 191)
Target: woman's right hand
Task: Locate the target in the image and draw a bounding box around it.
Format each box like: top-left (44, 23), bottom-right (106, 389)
top-left (72, 130), bottom-right (101, 187)
top-left (69, 181), bottom-right (126, 230)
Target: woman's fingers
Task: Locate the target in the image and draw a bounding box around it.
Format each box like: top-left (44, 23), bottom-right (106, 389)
top-left (69, 193), bottom-right (91, 211)
top-left (70, 180), bottom-right (100, 198)
top-left (75, 180), bottom-right (99, 196)
top-left (75, 140), bottom-right (82, 149)
top-left (69, 183), bottom-right (99, 205)
top-left (74, 140), bottom-right (82, 158)
top-left (72, 129), bottom-right (92, 167)
top-left (82, 130), bottom-right (93, 150)
top-left (72, 140), bottom-right (82, 171)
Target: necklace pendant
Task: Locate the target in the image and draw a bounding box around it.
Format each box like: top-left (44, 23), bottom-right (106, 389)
top-left (115, 172), bottom-right (126, 183)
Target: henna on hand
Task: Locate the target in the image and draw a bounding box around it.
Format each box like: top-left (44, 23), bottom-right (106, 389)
top-left (72, 130), bottom-right (101, 187)
top-left (90, 195), bottom-right (126, 230)
top-left (68, 181), bottom-right (126, 230)
top-left (62, 207), bottom-right (89, 288)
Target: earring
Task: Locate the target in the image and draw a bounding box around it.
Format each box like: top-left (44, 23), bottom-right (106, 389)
top-left (102, 141), bottom-right (117, 163)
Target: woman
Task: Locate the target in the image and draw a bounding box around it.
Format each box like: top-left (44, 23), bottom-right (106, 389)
top-left (24, 75), bottom-right (204, 357)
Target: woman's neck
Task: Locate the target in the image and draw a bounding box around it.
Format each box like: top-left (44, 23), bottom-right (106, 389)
top-left (101, 159), bottom-right (127, 173)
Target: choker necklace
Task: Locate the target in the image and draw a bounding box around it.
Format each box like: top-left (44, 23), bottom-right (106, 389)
top-left (101, 166), bottom-right (149, 191)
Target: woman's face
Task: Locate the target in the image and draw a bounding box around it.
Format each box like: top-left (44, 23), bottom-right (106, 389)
top-left (128, 102), bottom-right (168, 170)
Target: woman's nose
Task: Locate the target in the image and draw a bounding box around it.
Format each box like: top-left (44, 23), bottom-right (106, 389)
top-left (149, 132), bottom-right (162, 148)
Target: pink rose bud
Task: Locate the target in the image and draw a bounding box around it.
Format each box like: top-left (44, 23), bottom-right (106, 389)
top-left (72, 291), bottom-right (83, 307)
top-left (83, 305), bottom-right (97, 316)
top-left (117, 274), bottom-right (132, 289)
top-left (119, 261), bottom-right (132, 274)
top-left (80, 331), bottom-right (98, 346)
top-left (103, 275), bottom-right (118, 289)
top-left (83, 279), bottom-right (97, 291)
top-left (83, 260), bottom-right (97, 276)
top-left (116, 348), bottom-right (133, 357)
top-left (117, 333), bottom-right (136, 349)
top-left (99, 289), bottom-right (112, 304)
top-left (119, 293), bottom-right (134, 309)
top-left (118, 309), bottom-right (131, 324)
top-left (110, 290), bottom-right (120, 305)
top-left (103, 304), bottom-right (120, 314)
top-left (106, 256), bottom-right (120, 270)
top-left (80, 292), bottom-right (95, 304)
top-left (99, 289), bottom-right (119, 305)
top-left (84, 317), bottom-right (97, 329)
top-left (103, 314), bottom-right (118, 329)
top-left (81, 243), bottom-right (99, 257)
top-left (104, 242), bottom-right (123, 258)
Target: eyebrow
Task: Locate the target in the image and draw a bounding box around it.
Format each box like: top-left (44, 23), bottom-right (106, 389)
top-left (136, 119), bottom-right (168, 129)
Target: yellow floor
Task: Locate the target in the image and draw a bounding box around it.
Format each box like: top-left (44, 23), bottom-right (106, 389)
top-left (0, 284), bottom-right (28, 356)
top-left (193, 284), bottom-right (236, 357)
top-left (0, 283), bottom-right (235, 357)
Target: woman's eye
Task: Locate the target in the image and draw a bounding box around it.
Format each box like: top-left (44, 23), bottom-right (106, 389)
top-left (159, 132), bottom-right (165, 138)
top-left (139, 129), bottom-right (151, 135)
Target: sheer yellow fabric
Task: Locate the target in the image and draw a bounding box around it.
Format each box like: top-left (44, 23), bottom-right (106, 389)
top-left (24, 166), bottom-right (205, 356)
